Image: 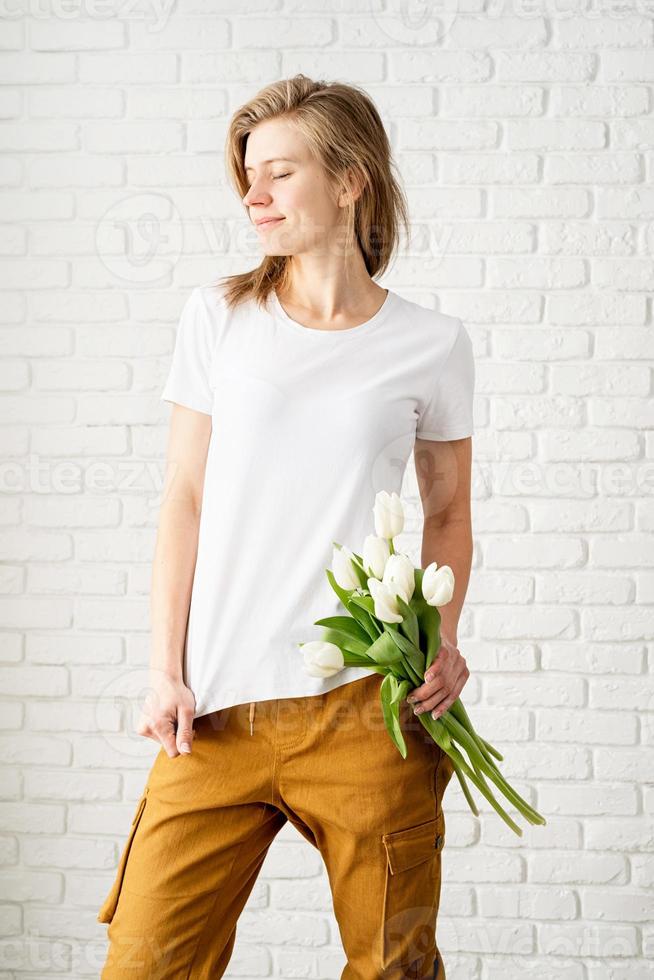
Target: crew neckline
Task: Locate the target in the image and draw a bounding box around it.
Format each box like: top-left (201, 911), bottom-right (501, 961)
top-left (269, 287), bottom-right (397, 339)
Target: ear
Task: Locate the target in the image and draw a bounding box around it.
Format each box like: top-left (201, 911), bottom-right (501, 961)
top-left (338, 167), bottom-right (365, 208)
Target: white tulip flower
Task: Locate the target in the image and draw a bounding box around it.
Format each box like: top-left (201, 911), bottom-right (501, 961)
top-left (301, 640), bottom-right (345, 678)
top-left (422, 562), bottom-right (455, 606)
top-left (367, 577), bottom-right (403, 624)
top-left (332, 544), bottom-right (360, 590)
top-left (373, 490), bottom-right (404, 540)
top-left (382, 552), bottom-right (415, 605)
top-left (362, 534), bottom-right (390, 580)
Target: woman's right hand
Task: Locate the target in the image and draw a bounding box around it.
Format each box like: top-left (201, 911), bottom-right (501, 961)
top-left (136, 671), bottom-right (197, 758)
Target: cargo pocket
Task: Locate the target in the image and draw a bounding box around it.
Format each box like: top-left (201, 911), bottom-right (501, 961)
top-left (380, 814), bottom-right (445, 971)
top-left (97, 787), bottom-right (149, 924)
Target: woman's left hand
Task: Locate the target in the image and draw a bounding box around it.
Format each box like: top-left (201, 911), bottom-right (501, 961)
top-left (406, 637), bottom-right (470, 720)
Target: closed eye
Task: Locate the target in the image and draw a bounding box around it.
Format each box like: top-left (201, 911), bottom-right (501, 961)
top-left (245, 173), bottom-right (291, 189)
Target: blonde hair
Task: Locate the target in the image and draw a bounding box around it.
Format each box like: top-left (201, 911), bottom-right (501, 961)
top-left (216, 73), bottom-right (409, 310)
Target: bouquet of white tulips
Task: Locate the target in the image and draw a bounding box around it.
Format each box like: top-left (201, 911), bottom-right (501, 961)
top-left (298, 490), bottom-right (546, 837)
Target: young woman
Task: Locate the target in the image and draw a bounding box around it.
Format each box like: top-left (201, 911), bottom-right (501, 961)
top-left (97, 74), bottom-right (474, 979)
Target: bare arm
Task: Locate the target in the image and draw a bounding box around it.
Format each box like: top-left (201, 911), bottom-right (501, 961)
top-left (417, 435), bottom-right (473, 644)
top-left (138, 403), bottom-right (212, 756)
top-left (407, 436), bottom-right (473, 718)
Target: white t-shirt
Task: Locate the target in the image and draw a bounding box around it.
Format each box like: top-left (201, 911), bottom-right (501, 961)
top-left (160, 281), bottom-right (475, 719)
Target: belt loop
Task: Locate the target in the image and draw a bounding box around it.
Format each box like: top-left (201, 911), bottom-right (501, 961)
top-left (249, 700), bottom-right (256, 736)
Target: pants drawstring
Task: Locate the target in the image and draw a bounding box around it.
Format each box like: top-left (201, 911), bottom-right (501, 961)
top-left (249, 701), bottom-right (256, 736)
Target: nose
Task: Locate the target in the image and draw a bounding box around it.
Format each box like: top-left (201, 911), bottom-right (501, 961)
top-left (242, 180), bottom-right (270, 209)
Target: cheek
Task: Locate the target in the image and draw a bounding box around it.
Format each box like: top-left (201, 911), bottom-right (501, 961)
top-left (280, 179), bottom-right (337, 226)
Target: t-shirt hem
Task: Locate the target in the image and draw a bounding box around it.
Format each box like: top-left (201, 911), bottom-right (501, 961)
top-left (161, 391), bottom-right (213, 416)
top-left (416, 428), bottom-right (473, 441)
top-left (192, 666), bottom-right (382, 718)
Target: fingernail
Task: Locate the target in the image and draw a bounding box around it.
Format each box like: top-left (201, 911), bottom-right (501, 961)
top-left (424, 672), bottom-right (433, 683)
top-left (180, 743), bottom-right (191, 753)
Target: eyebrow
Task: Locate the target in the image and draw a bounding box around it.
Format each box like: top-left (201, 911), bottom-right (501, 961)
top-left (244, 157), bottom-right (298, 173)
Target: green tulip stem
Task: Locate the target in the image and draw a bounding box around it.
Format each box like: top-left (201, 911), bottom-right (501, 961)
top-left (448, 700), bottom-right (501, 772)
top-left (451, 699), bottom-right (504, 762)
top-left (319, 590), bottom-right (546, 833)
top-left (443, 742), bottom-right (523, 837)
top-left (411, 673), bottom-right (540, 825)
top-left (441, 713), bottom-right (545, 826)
top-left (418, 712), bottom-right (452, 753)
top-left (452, 766), bottom-right (480, 816)
top-left (479, 737), bottom-right (504, 762)
top-left (402, 656), bottom-right (424, 688)
top-left (440, 713), bottom-right (495, 782)
top-left (441, 712), bottom-right (531, 814)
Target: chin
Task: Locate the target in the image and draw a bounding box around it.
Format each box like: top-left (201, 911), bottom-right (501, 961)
top-left (262, 248), bottom-right (295, 257)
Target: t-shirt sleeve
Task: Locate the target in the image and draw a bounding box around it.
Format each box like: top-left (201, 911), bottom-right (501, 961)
top-left (416, 318), bottom-right (475, 441)
top-left (160, 287), bottom-right (215, 416)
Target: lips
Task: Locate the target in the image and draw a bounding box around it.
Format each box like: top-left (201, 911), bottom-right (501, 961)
top-left (255, 217), bottom-right (284, 228)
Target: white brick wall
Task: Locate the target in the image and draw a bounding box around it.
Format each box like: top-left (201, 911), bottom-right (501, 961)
top-left (1, 3), bottom-right (652, 978)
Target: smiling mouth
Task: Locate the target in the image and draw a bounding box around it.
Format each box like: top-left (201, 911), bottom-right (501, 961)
top-left (256, 218), bottom-right (285, 229)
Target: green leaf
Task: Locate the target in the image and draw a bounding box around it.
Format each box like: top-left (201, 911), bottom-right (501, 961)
top-left (340, 651), bottom-right (381, 668)
top-left (380, 674), bottom-right (407, 758)
top-left (348, 592), bottom-right (375, 616)
top-left (383, 624), bottom-right (425, 678)
top-left (366, 630), bottom-right (405, 667)
top-left (390, 678), bottom-right (410, 705)
top-left (325, 567), bottom-right (354, 610)
top-left (348, 593), bottom-right (383, 637)
top-left (313, 616), bottom-right (371, 645)
top-left (412, 568), bottom-right (441, 671)
top-left (424, 622), bottom-right (441, 673)
top-left (351, 559), bottom-right (370, 589)
top-left (319, 627), bottom-right (370, 657)
top-left (396, 594), bottom-right (420, 649)
top-left (331, 544), bottom-right (369, 590)
top-left (325, 568), bottom-right (352, 609)
top-left (324, 569), bottom-right (378, 640)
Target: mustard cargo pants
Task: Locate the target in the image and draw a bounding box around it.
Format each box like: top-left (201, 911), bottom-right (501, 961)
top-left (97, 671), bottom-right (455, 979)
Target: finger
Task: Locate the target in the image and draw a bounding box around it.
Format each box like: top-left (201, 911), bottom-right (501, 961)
top-left (176, 707), bottom-right (195, 754)
top-left (414, 685), bottom-right (452, 714)
top-left (407, 670), bottom-right (448, 703)
top-left (424, 653), bottom-right (448, 684)
top-left (420, 645), bottom-right (456, 687)
top-left (137, 727), bottom-right (160, 743)
top-left (411, 678), bottom-right (451, 713)
top-left (158, 718), bottom-right (180, 758)
top-left (136, 716), bottom-right (160, 743)
top-left (430, 670), bottom-right (468, 719)
top-left (430, 697), bottom-right (454, 719)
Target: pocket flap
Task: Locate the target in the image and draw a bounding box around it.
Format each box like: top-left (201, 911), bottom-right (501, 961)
top-left (382, 816), bottom-right (444, 876)
top-left (97, 787), bottom-right (149, 924)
